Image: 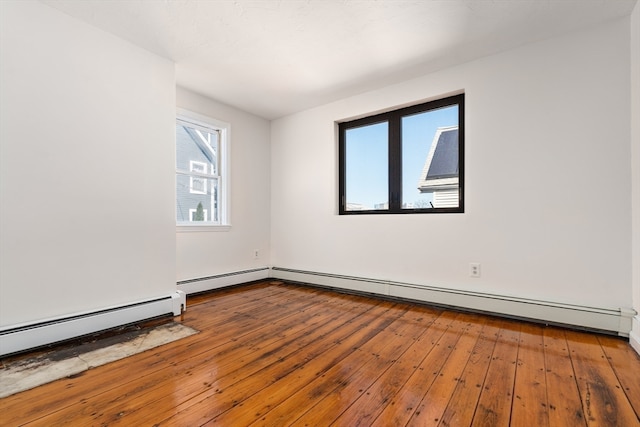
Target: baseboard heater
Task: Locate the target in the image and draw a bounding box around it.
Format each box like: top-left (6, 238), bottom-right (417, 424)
top-left (177, 267), bottom-right (270, 294)
top-left (271, 267), bottom-right (635, 337)
top-left (0, 291), bottom-right (186, 357)
top-left (631, 317), bottom-right (640, 355)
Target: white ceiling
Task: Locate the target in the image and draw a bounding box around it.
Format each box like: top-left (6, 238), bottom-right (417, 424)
top-left (42, 0), bottom-right (636, 120)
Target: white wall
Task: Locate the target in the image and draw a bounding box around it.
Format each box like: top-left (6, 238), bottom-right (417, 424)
top-left (0, 1), bottom-right (176, 327)
top-left (631, 0), bottom-right (640, 352)
top-left (271, 17), bottom-right (632, 312)
top-left (176, 88), bottom-right (271, 282)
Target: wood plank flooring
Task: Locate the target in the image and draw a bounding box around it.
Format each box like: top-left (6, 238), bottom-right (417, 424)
top-left (1, 280), bottom-right (639, 426)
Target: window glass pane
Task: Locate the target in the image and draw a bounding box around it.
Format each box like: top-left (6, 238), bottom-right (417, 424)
top-left (345, 122), bottom-right (388, 211)
top-left (402, 105), bottom-right (459, 209)
top-left (176, 124), bottom-right (217, 175)
top-left (176, 121), bottom-right (220, 224)
top-left (177, 177), bottom-right (218, 223)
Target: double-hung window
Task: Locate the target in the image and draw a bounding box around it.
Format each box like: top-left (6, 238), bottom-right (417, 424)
top-left (176, 110), bottom-right (229, 228)
top-left (338, 93), bottom-right (464, 214)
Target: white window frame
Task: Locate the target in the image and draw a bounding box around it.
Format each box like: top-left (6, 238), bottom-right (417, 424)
top-left (176, 109), bottom-right (230, 232)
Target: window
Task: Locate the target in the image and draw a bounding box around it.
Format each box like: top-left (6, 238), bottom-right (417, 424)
top-left (338, 93), bottom-right (464, 214)
top-left (176, 110), bottom-right (229, 228)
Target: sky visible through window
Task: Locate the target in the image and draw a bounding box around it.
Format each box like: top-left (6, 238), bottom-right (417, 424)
top-left (345, 105), bottom-right (458, 209)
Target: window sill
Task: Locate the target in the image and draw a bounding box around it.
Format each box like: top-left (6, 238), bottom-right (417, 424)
top-left (176, 224), bottom-right (231, 233)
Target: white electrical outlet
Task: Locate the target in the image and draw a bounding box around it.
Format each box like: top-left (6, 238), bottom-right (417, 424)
top-left (254, 249), bottom-right (259, 259)
top-left (470, 263), bottom-right (481, 278)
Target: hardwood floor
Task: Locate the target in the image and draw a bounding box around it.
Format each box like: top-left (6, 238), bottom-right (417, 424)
top-left (1, 280), bottom-right (639, 426)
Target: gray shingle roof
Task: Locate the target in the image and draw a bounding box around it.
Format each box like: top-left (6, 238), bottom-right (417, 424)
top-left (417, 126), bottom-right (459, 193)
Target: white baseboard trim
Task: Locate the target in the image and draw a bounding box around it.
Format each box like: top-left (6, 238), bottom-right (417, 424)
top-left (630, 316), bottom-right (640, 356)
top-left (0, 291), bottom-right (185, 357)
top-left (271, 267), bottom-right (635, 337)
top-left (177, 267), bottom-right (270, 295)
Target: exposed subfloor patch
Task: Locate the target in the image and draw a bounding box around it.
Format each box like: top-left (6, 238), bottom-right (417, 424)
top-left (0, 322), bottom-right (198, 398)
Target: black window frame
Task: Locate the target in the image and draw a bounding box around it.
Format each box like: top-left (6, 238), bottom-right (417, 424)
top-left (338, 93), bottom-right (465, 215)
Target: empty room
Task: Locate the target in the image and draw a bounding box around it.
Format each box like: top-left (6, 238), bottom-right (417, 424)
top-left (1, 0), bottom-right (639, 425)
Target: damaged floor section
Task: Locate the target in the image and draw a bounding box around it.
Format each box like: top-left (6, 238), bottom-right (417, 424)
top-left (0, 322), bottom-right (198, 398)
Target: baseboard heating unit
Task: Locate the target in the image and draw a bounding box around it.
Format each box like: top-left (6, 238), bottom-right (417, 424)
top-left (631, 317), bottom-right (640, 354)
top-left (0, 291), bottom-right (186, 357)
top-left (271, 267), bottom-right (635, 337)
top-left (177, 267), bottom-right (270, 295)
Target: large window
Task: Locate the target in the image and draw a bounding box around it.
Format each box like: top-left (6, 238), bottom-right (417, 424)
top-left (339, 93), bottom-right (464, 214)
top-left (176, 110), bottom-right (229, 228)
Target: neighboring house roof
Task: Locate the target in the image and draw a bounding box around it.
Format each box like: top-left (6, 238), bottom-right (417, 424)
top-left (417, 126), bottom-right (459, 193)
top-left (177, 125), bottom-right (216, 164)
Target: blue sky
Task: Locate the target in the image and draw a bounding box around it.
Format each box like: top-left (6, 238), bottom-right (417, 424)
top-left (345, 105), bottom-right (458, 209)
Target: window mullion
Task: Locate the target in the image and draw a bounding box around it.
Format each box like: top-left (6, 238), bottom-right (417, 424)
top-left (388, 114), bottom-right (402, 211)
